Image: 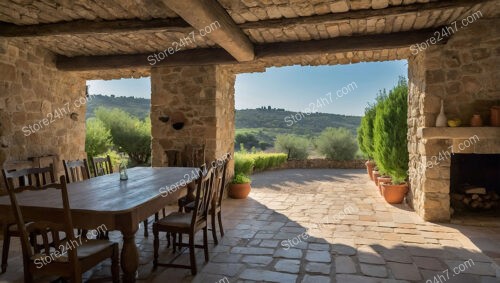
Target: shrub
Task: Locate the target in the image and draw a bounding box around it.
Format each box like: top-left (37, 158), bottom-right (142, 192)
top-left (232, 173), bottom-right (251, 184)
top-left (95, 107), bottom-right (151, 165)
top-left (373, 77), bottom-right (409, 182)
top-left (234, 153), bottom-right (254, 176)
top-left (275, 134), bottom-right (309, 160)
top-left (316, 127), bottom-right (358, 160)
top-left (85, 118), bottom-right (113, 159)
top-left (234, 152), bottom-right (288, 174)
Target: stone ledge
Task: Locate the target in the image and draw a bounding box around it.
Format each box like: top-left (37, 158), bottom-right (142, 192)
top-left (417, 127), bottom-right (500, 140)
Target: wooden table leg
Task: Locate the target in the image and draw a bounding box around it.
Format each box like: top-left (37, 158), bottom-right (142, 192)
top-left (121, 229), bottom-right (139, 283)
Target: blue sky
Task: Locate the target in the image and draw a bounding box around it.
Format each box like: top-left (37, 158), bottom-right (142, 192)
top-left (87, 60), bottom-right (407, 116)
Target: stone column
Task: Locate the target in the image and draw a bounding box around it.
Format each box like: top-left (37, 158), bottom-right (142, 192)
top-left (150, 65), bottom-right (235, 173)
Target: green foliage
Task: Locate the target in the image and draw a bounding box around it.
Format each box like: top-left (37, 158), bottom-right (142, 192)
top-left (234, 153), bottom-right (254, 176)
top-left (275, 134), bottom-right (309, 160)
top-left (232, 152), bottom-right (288, 183)
top-left (316, 127), bottom-right (358, 160)
top-left (232, 173), bottom-right (251, 184)
top-left (373, 77), bottom-right (409, 181)
top-left (95, 107), bottom-right (151, 165)
top-left (235, 133), bottom-right (264, 150)
top-left (358, 90), bottom-right (387, 159)
top-left (85, 118), bottom-right (113, 159)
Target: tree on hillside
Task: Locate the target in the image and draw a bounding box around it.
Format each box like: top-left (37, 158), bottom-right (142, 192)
top-left (316, 127), bottom-right (358, 160)
top-left (95, 107), bottom-right (151, 164)
top-left (85, 118), bottom-right (113, 158)
top-left (275, 134), bottom-right (309, 160)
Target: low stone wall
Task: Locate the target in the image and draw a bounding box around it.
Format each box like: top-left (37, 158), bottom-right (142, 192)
top-left (278, 159), bottom-right (366, 169)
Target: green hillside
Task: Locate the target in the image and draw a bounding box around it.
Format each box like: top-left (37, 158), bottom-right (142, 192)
top-left (86, 94), bottom-right (150, 120)
top-left (86, 96), bottom-right (361, 150)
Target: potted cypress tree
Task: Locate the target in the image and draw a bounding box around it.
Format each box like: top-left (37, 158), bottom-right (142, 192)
top-left (358, 104), bottom-right (376, 180)
top-left (374, 78), bottom-right (409, 204)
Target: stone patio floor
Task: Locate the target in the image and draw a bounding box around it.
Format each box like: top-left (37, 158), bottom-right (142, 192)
top-left (1, 169), bottom-right (499, 283)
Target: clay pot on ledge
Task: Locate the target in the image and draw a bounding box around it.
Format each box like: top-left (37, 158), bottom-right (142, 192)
top-left (372, 170), bottom-right (380, 186)
top-left (470, 114), bottom-right (483, 127)
top-left (365, 160), bottom-right (375, 180)
top-left (381, 182), bottom-right (408, 204)
top-left (377, 176), bottom-right (392, 195)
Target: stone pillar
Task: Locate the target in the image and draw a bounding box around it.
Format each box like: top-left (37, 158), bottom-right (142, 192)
top-left (0, 39), bottom-right (87, 189)
top-left (150, 65), bottom-right (235, 174)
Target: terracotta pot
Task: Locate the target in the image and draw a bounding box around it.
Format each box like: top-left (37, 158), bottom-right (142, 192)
top-left (229, 183), bottom-right (251, 199)
top-left (381, 183), bottom-right (408, 204)
top-left (491, 106), bottom-right (500, 127)
top-left (372, 170), bottom-right (380, 186)
top-left (470, 114), bottom-right (483, 127)
top-left (377, 176), bottom-right (392, 195)
top-left (365, 160), bottom-right (375, 180)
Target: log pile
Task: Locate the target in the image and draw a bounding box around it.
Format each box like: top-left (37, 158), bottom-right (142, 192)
top-left (451, 187), bottom-right (500, 213)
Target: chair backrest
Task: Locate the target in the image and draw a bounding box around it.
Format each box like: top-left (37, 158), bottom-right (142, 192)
top-left (6, 175), bottom-right (78, 266)
top-left (1, 160), bottom-right (35, 189)
top-left (165, 150), bottom-right (182, 167)
top-left (63, 159), bottom-right (91, 183)
top-left (184, 144), bottom-right (205, 167)
top-left (191, 165), bottom-right (214, 228)
top-left (91, 155), bottom-right (113, 177)
top-left (3, 164), bottom-right (55, 190)
top-left (212, 154), bottom-right (230, 208)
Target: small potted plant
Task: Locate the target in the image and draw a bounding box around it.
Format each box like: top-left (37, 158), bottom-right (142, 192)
top-left (228, 153), bottom-right (253, 199)
top-left (229, 173), bottom-right (251, 199)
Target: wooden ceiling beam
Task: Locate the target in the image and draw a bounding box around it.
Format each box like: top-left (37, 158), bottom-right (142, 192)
top-left (0, 18), bottom-right (191, 37)
top-left (159, 0), bottom-right (254, 62)
top-left (56, 28), bottom-right (446, 71)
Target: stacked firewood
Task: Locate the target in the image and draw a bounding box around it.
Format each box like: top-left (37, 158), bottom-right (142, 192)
top-left (451, 187), bottom-right (500, 213)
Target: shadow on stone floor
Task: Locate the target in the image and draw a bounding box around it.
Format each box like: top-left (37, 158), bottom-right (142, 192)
top-left (1, 169), bottom-right (499, 282)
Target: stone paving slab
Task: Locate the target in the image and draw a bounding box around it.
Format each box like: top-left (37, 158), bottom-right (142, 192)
top-left (1, 169), bottom-right (499, 283)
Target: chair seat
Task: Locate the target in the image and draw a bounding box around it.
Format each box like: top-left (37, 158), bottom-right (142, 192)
top-left (30, 239), bottom-right (115, 262)
top-left (156, 212), bottom-right (192, 229)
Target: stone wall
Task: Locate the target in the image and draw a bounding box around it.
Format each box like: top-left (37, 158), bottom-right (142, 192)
top-left (407, 18), bottom-right (500, 221)
top-left (150, 65), bottom-right (235, 177)
top-left (0, 39), bottom-right (87, 189)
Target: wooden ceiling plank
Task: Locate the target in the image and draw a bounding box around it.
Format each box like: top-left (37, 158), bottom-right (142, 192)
top-left (238, 0), bottom-right (493, 30)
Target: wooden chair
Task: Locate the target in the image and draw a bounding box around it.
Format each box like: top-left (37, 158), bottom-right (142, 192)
top-left (179, 154), bottom-right (230, 245)
top-left (153, 166), bottom-right (213, 275)
top-left (63, 159), bottom-right (107, 239)
top-left (5, 175), bottom-right (120, 283)
top-left (63, 159), bottom-right (91, 183)
top-left (165, 150), bottom-right (183, 167)
top-left (210, 154), bottom-right (230, 245)
top-left (90, 155), bottom-right (113, 177)
top-left (183, 144), bottom-right (205, 167)
top-left (1, 165), bottom-right (55, 273)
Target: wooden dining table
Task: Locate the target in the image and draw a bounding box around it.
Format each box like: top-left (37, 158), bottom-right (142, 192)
top-left (0, 166), bottom-right (200, 283)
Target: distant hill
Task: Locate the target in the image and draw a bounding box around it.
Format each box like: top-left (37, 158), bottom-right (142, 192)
top-left (85, 95), bottom-right (361, 148)
top-left (86, 94), bottom-right (150, 120)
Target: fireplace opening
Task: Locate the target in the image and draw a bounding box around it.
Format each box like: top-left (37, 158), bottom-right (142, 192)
top-left (450, 154), bottom-right (500, 216)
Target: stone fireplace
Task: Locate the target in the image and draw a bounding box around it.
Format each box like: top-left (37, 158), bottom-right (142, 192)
top-left (407, 18), bottom-right (500, 222)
